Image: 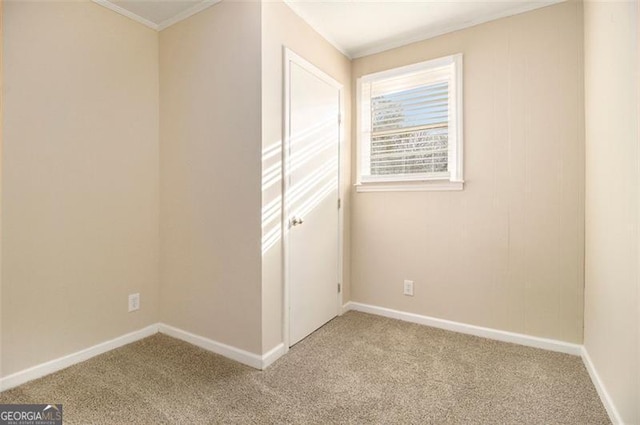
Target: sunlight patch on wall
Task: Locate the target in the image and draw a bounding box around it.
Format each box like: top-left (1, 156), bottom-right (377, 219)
top-left (262, 141), bottom-right (283, 256)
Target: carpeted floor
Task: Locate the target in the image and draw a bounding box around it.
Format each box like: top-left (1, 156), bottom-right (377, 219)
top-left (0, 311), bottom-right (609, 424)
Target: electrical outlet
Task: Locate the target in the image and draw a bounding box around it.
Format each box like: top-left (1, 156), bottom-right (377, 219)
top-left (128, 293), bottom-right (140, 312)
top-left (403, 280), bottom-right (414, 296)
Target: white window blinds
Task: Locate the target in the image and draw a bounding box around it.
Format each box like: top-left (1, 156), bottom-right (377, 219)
top-left (358, 54), bottom-right (463, 187)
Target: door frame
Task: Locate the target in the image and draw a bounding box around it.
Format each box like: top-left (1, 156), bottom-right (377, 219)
top-left (282, 48), bottom-right (345, 351)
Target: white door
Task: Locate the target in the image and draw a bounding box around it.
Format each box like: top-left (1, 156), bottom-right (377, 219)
top-left (285, 51), bottom-right (341, 346)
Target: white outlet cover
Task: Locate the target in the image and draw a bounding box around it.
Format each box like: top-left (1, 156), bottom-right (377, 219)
top-left (128, 293), bottom-right (140, 312)
top-left (403, 280), bottom-right (414, 296)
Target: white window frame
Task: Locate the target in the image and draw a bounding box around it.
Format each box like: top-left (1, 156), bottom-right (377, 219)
top-left (356, 54), bottom-right (464, 192)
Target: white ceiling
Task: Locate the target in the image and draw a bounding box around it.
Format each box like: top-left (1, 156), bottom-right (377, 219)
top-left (112, 0), bottom-right (201, 24)
top-left (284, 0), bottom-right (563, 58)
top-left (95, 0), bottom-right (562, 57)
top-left (93, 0), bottom-right (220, 30)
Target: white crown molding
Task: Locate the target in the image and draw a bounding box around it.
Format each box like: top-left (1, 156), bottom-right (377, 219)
top-left (92, 0), bottom-right (159, 30)
top-left (92, 0), bottom-right (221, 32)
top-left (351, 1), bottom-right (564, 58)
top-left (0, 324), bottom-right (159, 392)
top-left (283, 1), bottom-right (564, 60)
top-left (344, 301), bottom-right (582, 355)
top-left (157, 1), bottom-right (222, 31)
top-left (94, 0), bottom-right (562, 54)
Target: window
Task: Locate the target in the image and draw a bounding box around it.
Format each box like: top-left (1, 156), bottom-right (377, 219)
top-left (356, 54), bottom-right (463, 191)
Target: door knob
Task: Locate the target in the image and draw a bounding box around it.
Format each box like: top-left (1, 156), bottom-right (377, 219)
top-left (290, 216), bottom-right (304, 227)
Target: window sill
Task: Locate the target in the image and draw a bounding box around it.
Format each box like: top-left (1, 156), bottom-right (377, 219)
top-left (355, 180), bottom-right (464, 193)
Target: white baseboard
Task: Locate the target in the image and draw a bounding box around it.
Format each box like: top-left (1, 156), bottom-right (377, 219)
top-left (2, 309), bottom-right (617, 425)
top-left (0, 324), bottom-right (159, 392)
top-left (344, 302), bottom-right (620, 424)
top-left (158, 323), bottom-right (262, 369)
top-left (0, 322), bottom-right (287, 393)
top-left (158, 323), bottom-right (286, 370)
top-left (581, 347), bottom-right (623, 425)
top-left (158, 323), bottom-right (285, 370)
top-left (343, 301), bottom-right (582, 356)
top-left (261, 343), bottom-right (286, 369)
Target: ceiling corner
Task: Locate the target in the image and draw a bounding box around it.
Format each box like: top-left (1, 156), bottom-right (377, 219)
top-left (157, 0), bottom-right (222, 32)
top-left (92, 0), bottom-right (159, 31)
top-left (282, 0), bottom-right (353, 60)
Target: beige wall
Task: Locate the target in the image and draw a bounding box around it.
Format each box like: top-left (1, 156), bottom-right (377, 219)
top-left (0, 0), bottom-right (347, 371)
top-left (0, 0), bottom-right (4, 379)
top-left (351, 2), bottom-right (585, 343)
top-left (7, 4), bottom-right (635, 408)
top-left (1, 1), bottom-right (160, 376)
top-left (583, 1), bottom-right (639, 423)
top-left (159, 1), bottom-right (263, 354)
top-left (260, 1), bottom-right (352, 353)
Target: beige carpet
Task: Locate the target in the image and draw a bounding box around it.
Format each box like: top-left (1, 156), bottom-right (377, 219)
top-left (0, 312), bottom-right (609, 424)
